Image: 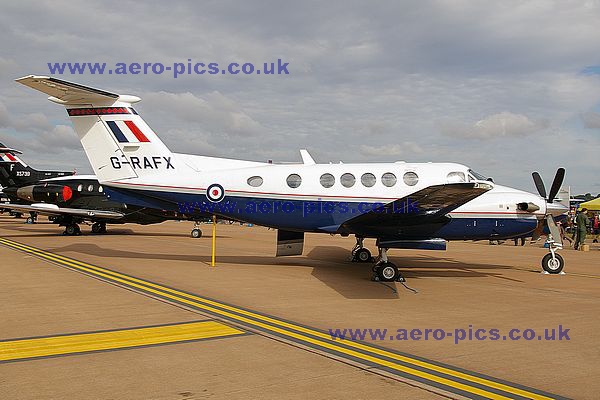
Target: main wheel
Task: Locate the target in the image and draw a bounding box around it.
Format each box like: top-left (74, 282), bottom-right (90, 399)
top-left (376, 262), bottom-right (399, 282)
top-left (26, 217), bottom-right (34, 224)
top-left (91, 223), bottom-right (101, 234)
top-left (541, 253), bottom-right (564, 274)
top-left (354, 248), bottom-right (372, 263)
top-left (191, 228), bottom-right (202, 238)
top-left (64, 224), bottom-right (81, 236)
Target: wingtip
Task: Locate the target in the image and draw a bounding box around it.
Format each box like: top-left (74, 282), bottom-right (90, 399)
top-left (15, 75), bottom-right (50, 83)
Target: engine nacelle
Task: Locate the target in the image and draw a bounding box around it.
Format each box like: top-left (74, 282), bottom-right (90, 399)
top-left (16, 184), bottom-right (73, 203)
top-left (517, 202), bottom-right (540, 212)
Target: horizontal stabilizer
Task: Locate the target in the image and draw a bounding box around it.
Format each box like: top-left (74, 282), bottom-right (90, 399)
top-left (0, 144), bottom-right (23, 155)
top-left (16, 75), bottom-right (121, 105)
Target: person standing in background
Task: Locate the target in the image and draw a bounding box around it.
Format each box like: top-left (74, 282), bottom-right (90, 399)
top-left (574, 208), bottom-right (590, 250)
top-left (592, 213), bottom-right (599, 243)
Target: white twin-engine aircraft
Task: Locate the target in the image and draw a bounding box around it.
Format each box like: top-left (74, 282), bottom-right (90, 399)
top-left (16, 76), bottom-right (568, 282)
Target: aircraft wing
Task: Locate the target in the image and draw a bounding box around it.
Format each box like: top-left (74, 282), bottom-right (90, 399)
top-left (341, 182), bottom-right (493, 232)
top-left (0, 203), bottom-right (124, 220)
top-left (15, 75), bottom-right (119, 104)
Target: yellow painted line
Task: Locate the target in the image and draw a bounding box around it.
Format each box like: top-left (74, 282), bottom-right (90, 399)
top-left (0, 321), bottom-right (244, 362)
top-left (0, 238), bottom-right (558, 399)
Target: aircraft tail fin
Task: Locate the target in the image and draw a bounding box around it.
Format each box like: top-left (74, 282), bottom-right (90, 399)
top-left (0, 143), bottom-right (27, 167)
top-left (0, 143), bottom-right (74, 188)
top-left (16, 75), bottom-right (176, 184)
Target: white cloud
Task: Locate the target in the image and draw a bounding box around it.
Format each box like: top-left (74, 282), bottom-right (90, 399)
top-left (582, 111), bottom-right (600, 129)
top-left (359, 142), bottom-right (424, 157)
top-left (142, 91), bottom-right (263, 138)
top-left (1, 1), bottom-right (600, 191)
top-left (440, 112), bottom-right (547, 140)
top-left (0, 101), bottom-right (9, 128)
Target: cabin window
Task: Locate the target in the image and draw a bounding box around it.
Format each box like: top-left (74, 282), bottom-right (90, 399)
top-left (98, 186), bottom-right (103, 193)
top-left (286, 174), bottom-right (302, 188)
top-left (381, 172), bottom-right (397, 187)
top-left (320, 173), bottom-right (335, 188)
top-left (247, 176), bottom-right (263, 187)
top-left (403, 172), bottom-right (419, 186)
top-left (77, 184), bottom-right (83, 192)
top-left (447, 172), bottom-right (465, 183)
top-left (87, 185), bottom-right (94, 192)
top-left (340, 173), bottom-right (356, 188)
top-left (361, 173), bottom-right (376, 187)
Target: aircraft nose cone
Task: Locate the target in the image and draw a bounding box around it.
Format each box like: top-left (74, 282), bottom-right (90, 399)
top-left (16, 185), bottom-right (34, 201)
top-left (546, 202), bottom-right (568, 217)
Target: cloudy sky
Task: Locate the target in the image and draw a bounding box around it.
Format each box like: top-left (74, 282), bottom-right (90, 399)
top-left (1, 0), bottom-right (599, 194)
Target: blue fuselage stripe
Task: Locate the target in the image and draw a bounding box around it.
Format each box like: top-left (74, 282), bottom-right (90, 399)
top-left (104, 187), bottom-right (538, 240)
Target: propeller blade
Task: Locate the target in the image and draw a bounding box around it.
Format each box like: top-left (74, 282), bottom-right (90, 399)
top-left (545, 214), bottom-right (563, 246)
top-left (532, 172), bottom-right (546, 199)
top-left (547, 167), bottom-right (565, 203)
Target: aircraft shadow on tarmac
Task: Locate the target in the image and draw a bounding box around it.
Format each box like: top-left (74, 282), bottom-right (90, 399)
top-left (307, 246), bottom-right (526, 298)
top-left (0, 222), bottom-right (231, 239)
top-left (42, 242), bottom-right (525, 300)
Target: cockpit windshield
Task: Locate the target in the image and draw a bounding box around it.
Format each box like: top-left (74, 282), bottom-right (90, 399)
top-left (468, 169), bottom-right (488, 181)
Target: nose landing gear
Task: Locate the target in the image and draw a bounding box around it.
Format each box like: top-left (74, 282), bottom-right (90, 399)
top-left (541, 235), bottom-right (564, 274)
top-left (540, 214), bottom-right (565, 274)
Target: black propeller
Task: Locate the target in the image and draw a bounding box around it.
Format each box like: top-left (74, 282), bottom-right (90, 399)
top-left (531, 168), bottom-right (565, 203)
top-left (529, 168), bottom-right (566, 242)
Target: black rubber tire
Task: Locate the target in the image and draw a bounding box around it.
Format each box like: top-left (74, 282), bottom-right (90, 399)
top-left (376, 262), bottom-right (399, 282)
top-left (191, 228), bottom-right (202, 238)
top-left (541, 253), bottom-right (564, 274)
top-left (355, 248), bottom-right (372, 263)
top-left (91, 223), bottom-right (101, 234)
top-left (65, 224), bottom-right (78, 236)
top-left (26, 217), bottom-right (34, 224)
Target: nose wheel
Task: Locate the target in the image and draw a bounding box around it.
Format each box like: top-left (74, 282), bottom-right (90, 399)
top-left (542, 253), bottom-right (564, 274)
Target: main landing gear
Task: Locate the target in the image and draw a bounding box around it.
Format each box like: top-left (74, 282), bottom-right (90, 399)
top-left (351, 237), bottom-right (373, 263)
top-left (350, 237), bottom-right (405, 282)
top-left (25, 212), bottom-right (38, 224)
top-left (372, 247), bottom-right (405, 283)
top-left (191, 222), bottom-right (203, 238)
top-left (91, 222), bottom-right (107, 234)
top-left (63, 223), bottom-right (81, 236)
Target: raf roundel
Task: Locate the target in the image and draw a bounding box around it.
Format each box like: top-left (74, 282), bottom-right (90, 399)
top-left (206, 183), bottom-right (225, 203)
